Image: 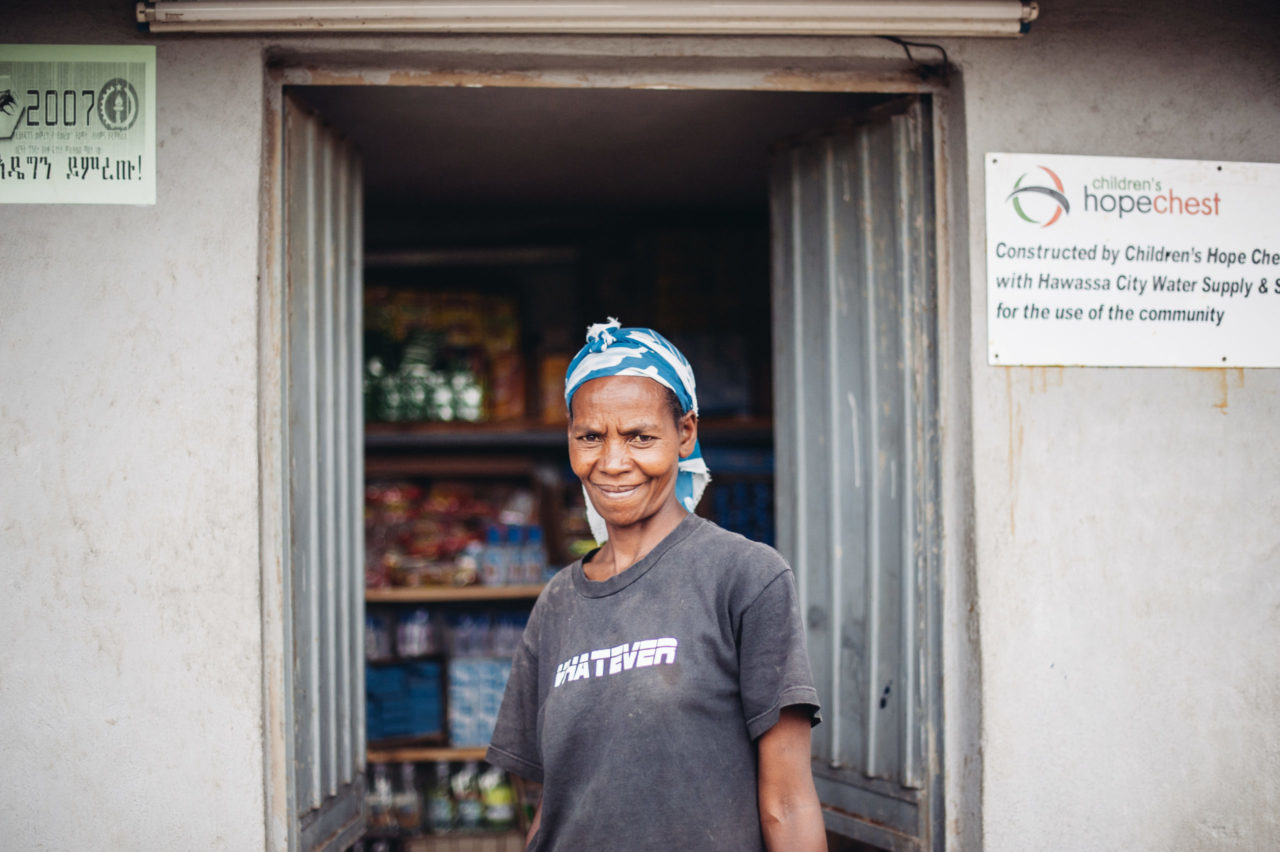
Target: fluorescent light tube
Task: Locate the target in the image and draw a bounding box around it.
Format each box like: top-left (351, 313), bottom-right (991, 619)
top-left (137, 1), bottom-right (1038, 37)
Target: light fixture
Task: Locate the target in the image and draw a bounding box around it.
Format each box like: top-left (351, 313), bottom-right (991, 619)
top-left (136, 1), bottom-right (1038, 37)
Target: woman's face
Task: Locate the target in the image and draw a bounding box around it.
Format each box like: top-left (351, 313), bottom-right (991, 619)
top-left (568, 376), bottom-right (697, 533)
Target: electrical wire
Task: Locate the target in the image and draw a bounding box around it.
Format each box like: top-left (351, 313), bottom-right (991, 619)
top-left (880, 36), bottom-right (950, 81)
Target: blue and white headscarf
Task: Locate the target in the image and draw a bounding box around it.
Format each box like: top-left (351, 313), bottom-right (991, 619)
top-left (565, 318), bottom-right (711, 543)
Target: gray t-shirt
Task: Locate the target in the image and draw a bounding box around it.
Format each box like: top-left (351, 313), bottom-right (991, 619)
top-left (485, 514), bottom-right (820, 851)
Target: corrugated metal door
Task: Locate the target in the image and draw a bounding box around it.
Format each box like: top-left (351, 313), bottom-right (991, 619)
top-left (282, 95), bottom-right (366, 852)
top-left (771, 97), bottom-right (941, 851)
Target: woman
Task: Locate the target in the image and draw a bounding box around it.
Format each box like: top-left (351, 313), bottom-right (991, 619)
top-left (486, 320), bottom-right (825, 851)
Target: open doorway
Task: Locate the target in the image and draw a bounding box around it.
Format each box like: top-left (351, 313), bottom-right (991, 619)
top-left (292, 83), bottom-right (888, 545)
top-left (279, 82), bottom-right (942, 851)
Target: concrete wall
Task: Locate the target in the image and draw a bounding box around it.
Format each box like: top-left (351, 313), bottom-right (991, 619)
top-left (953, 1), bottom-right (1280, 848)
top-left (0, 8), bottom-right (268, 849)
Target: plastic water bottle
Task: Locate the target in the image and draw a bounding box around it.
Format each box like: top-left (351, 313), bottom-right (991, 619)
top-left (451, 760), bottom-right (484, 829)
top-left (426, 760), bottom-right (455, 834)
top-left (368, 763), bottom-right (395, 833)
top-left (394, 761), bottom-right (422, 834)
top-left (479, 764), bottom-right (516, 829)
top-left (505, 525), bottom-right (525, 585)
top-left (480, 525), bottom-right (506, 586)
top-left (524, 525), bottom-right (547, 584)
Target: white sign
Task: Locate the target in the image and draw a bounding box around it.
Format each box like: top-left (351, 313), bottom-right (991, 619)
top-left (985, 152), bottom-right (1280, 367)
top-left (0, 45), bottom-right (155, 205)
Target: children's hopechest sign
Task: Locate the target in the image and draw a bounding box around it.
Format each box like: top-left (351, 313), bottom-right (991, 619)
top-left (985, 153), bottom-right (1280, 367)
top-left (0, 45), bottom-right (155, 205)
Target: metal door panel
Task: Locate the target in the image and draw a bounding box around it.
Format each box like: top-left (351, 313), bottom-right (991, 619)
top-left (283, 96), bottom-right (366, 852)
top-left (286, 109), bottom-right (321, 812)
top-left (771, 96), bottom-right (938, 849)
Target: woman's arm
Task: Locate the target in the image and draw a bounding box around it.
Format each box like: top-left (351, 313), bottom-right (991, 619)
top-left (524, 799), bottom-right (541, 849)
top-left (758, 706), bottom-right (827, 851)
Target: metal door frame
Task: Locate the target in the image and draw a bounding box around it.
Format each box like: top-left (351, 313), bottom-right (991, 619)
top-left (257, 41), bottom-right (979, 851)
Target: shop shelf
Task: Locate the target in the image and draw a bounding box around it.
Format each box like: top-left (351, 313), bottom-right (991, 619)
top-left (366, 585), bottom-right (545, 604)
top-left (366, 744), bottom-right (490, 764)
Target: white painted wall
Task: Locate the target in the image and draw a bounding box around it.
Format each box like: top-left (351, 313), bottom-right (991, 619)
top-left (953, 1), bottom-right (1280, 848)
top-left (0, 8), bottom-right (268, 849)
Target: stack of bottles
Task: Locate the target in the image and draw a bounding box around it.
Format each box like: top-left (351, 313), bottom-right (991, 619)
top-left (365, 661), bottom-right (443, 742)
top-left (363, 289), bottom-right (524, 424)
top-left (366, 608), bottom-right (526, 663)
top-left (366, 608), bottom-right (525, 746)
top-left (446, 610), bottom-right (521, 748)
top-left (363, 760), bottom-right (521, 842)
top-left (447, 658), bottom-right (514, 748)
top-left (480, 523), bottom-right (549, 586)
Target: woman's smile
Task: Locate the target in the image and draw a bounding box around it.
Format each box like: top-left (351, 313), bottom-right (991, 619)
top-left (595, 484), bottom-right (639, 496)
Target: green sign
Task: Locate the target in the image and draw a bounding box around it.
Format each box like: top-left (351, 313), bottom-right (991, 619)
top-left (0, 45), bottom-right (156, 204)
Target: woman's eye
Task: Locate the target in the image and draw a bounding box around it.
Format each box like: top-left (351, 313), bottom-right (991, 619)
top-left (578, 433), bottom-right (601, 443)
top-left (631, 434), bottom-right (655, 445)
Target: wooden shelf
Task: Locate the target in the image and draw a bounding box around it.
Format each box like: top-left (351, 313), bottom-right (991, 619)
top-left (365, 417), bottom-right (773, 451)
top-left (368, 744), bottom-right (489, 764)
top-left (366, 584), bottom-right (545, 603)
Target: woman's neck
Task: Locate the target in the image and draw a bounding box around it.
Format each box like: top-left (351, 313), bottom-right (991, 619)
top-left (585, 504), bottom-right (689, 582)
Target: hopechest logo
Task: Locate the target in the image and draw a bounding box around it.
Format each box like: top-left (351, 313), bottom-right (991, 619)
top-left (1007, 165), bottom-right (1070, 228)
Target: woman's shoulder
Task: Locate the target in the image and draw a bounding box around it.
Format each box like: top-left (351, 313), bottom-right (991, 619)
top-left (683, 516), bottom-right (792, 584)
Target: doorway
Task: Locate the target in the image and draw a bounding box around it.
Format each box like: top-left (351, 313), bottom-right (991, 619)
top-left (275, 79), bottom-right (945, 852)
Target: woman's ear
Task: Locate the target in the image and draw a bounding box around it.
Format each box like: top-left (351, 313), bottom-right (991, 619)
top-left (677, 411), bottom-right (698, 458)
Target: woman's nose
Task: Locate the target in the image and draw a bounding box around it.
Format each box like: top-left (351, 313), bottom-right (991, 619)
top-left (599, 437), bottom-right (631, 472)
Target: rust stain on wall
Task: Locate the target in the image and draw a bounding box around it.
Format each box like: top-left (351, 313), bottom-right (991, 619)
top-left (1027, 366), bottom-right (1064, 394)
top-left (1211, 367), bottom-right (1246, 413)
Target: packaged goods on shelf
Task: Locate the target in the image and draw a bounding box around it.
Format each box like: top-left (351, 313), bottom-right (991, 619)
top-left (395, 762), bottom-right (423, 835)
top-left (366, 611), bottom-right (397, 662)
top-left (448, 658), bottom-right (513, 748)
top-left (450, 760), bottom-right (484, 830)
top-left (366, 480), bottom-right (546, 589)
top-left (445, 611), bottom-right (491, 658)
top-left (396, 608), bottom-right (441, 657)
top-left (477, 763), bottom-right (517, 831)
top-left (445, 610), bottom-right (528, 659)
top-left (490, 614), bottom-right (526, 658)
top-left (360, 759), bottom-right (523, 845)
top-left (538, 353), bottom-right (571, 424)
top-left (366, 661), bottom-right (443, 742)
top-left (363, 288), bottom-right (525, 424)
top-left (425, 760), bottom-right (455, 834)
top-left (368, 764), bottom-right (397, 836)
top-left (370, 607), bottom-right (527, 664)
top-left (489, 351), bottom-right (525, 423)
